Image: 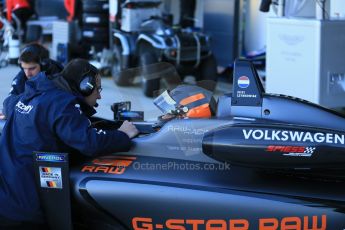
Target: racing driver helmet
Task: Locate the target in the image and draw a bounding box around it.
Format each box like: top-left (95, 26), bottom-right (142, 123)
top-left (153, 85), bottom-right (216, 119)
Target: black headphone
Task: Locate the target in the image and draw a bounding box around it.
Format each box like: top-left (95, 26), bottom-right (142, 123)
top-left (78, 64), bottom-right (98, 96)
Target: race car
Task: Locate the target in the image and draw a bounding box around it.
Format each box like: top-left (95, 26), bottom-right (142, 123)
top-left (2, 60), bottom-right (345, 229)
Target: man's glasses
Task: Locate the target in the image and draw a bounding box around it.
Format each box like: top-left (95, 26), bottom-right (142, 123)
top-left (97, 86), bottom-right (103, 94)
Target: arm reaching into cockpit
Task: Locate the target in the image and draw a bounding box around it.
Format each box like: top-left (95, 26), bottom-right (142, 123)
top-left (118, 120), bottom-right (139, 138)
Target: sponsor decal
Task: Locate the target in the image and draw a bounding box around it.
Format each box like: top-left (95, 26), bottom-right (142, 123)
top-left (39, 167), bottom-right (62, 189)
top-left (81, 156), bottom-right (136, 174)
top-left (15, 101), bottom-right (33, 114)
top-left (167, 125), bottom-right (208, 135)
top-left (46, 181), bottom-right (58, 188)
top-left (36, 153), bottom-right (65, 162)
top-left (132, 215), bottom-right (326, 230)
top-left (266, 145), bottom-right (316, 157)
top-left (167, 145), bottom-right (201, 152)
top-left (243, 129), bottom-right (345, 144)
top-left (237, 90), bottom-right (257, 98)
top-left (238, 76), bottom-right (250, 89)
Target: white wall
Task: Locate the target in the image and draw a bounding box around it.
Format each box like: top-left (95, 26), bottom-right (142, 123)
top-left (330, 0), bottom-right (345, 19)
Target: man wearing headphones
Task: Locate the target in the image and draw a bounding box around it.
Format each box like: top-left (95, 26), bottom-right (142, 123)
top-left (0, 59), bottom-right (138, 229)
top-left (1, 43), bottom-right (63, 119)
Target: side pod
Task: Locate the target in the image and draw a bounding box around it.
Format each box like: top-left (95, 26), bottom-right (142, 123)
top-left (202, 123), bottom-right (345, 170)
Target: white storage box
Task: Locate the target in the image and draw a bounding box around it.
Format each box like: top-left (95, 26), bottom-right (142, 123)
top-left (52, 20), bottom-right (79, 59)
top-left (266, 18), bottom-right (345, 108)
top-left (121, 5), bottom-right (161, 32)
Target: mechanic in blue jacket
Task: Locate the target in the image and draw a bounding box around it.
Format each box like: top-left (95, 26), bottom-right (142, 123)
top-left (0, 59), bottom-right (138, 229)
top-left (1, 43), bottom-right (63, 119)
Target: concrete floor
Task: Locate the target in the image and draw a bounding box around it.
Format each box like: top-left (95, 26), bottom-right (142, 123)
top-left (0, 64), bottom-right (232, 121)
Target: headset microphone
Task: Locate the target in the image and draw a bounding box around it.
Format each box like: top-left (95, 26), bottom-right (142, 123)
top-left (94, 103), bottom-right (99, 108)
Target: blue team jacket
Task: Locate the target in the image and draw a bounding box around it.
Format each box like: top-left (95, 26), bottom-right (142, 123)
top-left (2, 59), bottom-right (64, 117)
top-left (0, 72), bottom-right (131, 222)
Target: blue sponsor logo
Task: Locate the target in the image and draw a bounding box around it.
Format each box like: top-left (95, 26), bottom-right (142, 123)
top-left (36, 153), bottom-right (65, 162)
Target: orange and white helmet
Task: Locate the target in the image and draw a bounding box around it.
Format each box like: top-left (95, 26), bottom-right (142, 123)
top-left (154, 85), bottom-right (216, 118)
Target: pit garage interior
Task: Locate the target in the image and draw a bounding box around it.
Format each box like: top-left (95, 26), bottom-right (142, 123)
top-left (1, 0), bottom-right (345, 119)
top-left (2, 0), bottom-right (345, 120)
top-left (0, 0), bottom-right (337, 118)
top-left (2, 0), bottom-right (345, 229)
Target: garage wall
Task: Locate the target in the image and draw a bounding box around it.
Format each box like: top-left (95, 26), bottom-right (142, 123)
top-left (244, 1), bottom-right (267, 54)
top-left (203, 0), bottom-right (239, 67)
top-left (330, 0), bottom-right (345, 19)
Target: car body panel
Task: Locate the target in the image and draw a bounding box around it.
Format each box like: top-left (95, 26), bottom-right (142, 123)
top-left (2, 60), bottom-right (345, 229)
